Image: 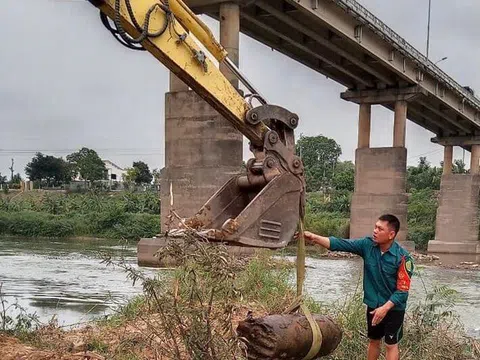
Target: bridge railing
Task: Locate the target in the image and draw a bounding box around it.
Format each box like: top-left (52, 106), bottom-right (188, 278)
top-left (330, 0), bottom-right (480, 111)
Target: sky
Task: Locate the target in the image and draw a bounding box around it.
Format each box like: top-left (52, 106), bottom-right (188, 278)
top-left (1, 0), bottom-right (479, 179)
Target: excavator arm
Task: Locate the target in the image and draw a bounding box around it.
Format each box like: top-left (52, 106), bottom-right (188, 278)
top-left (89, 0), bottom-right (266, 145)
top-left (87, 0), bottom-right (306, 248)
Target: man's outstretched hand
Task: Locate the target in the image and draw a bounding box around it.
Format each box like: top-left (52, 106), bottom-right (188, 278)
top-left (294, 231), bottom-right (331, 249)
top-left (294, 231), bottom-right (317, 245)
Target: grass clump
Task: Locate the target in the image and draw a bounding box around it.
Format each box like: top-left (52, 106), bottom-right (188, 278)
top-left (236, 253), bottom-right (297, 314)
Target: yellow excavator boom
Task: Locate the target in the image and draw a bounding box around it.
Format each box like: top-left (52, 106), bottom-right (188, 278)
top-left (87, 0), bottom-right (305, 249)
top-left (90, 0), bottom-right (267, 146)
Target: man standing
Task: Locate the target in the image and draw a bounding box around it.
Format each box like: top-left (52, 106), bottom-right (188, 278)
top-left (303, 214), bottom-right (414, 360)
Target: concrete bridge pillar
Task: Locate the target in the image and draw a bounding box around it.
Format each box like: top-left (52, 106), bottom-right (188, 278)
top-left (160, 3), bottom-right (243, 229)
top-left (428, 137), bottom-right (480, 263)
top-left (341, 87), bottom-right (424, 250)
top-left (357, 103), bottom-right (371, 148)
top-left (443, 145), bottom-right (453, 174)
top-left (393, 101), bottom-right (407, 147)
top-left (470, 145), bottom-right (480, 175)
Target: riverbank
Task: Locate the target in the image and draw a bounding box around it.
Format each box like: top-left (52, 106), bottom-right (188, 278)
top-left (1, 239), bottom-right (478, 360)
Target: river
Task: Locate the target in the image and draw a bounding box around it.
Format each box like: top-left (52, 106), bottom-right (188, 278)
top-left (0, 237), bottom-right (478, 338)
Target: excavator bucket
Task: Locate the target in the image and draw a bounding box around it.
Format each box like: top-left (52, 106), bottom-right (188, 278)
top-left (166, 104), bottom-right (306, 249)
top-left (176, 171), bottom-right (303, 248)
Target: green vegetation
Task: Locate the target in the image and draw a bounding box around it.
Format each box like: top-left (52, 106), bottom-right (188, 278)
top-left (0, 191), bottom-right (160, 241)
top-left (296, 135), bottom-right (343, 192)
top-left (407, 189), bottom-right (438, 250)
top-left (124, 161), bottom-right (154, 185)
top-left (0, 136), bottom-right (468, 249)
top-left (25, 153), bottom-right (73, 187)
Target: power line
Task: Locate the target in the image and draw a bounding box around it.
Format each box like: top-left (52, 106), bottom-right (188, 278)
top-left (407, 148), bottom-right (442, 160)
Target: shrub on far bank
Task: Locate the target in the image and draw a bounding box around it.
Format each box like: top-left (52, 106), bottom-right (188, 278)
top-left (0, 210), bottom-right (160, 241)
top-left (0, 211), bottom-right (75, 238)
top-left (304, 211), bottom-right (350, 238)
top-left (407, 189), bottom-right (438, 251)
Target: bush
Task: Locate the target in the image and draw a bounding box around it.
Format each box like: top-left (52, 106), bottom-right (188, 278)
top-left (108, 213), bottom-right (160, 240)
top-left (0, 191), bottom-right (161, 241)
top-left (0, 211), bottom-right (75, 237)
top-left (407, 189), bottom-right (438, 251)
top-left (306, 191), bottom-right (352, 215)
top-left (0, 210), bottom-right (159, 241)
top-left (304, 211), bottom-right (350, 238)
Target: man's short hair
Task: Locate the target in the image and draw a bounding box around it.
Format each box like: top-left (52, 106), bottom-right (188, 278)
top-left (378, 214), bottom-right (400, 235)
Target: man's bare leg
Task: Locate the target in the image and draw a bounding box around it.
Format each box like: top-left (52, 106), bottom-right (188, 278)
top-left (385, 344), bottom-right (400, 360)
top-left (367, 339), bottom-right (381, 360)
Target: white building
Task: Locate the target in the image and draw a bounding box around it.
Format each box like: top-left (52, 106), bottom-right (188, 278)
top-left (103, 160), bottom-right (126, 184)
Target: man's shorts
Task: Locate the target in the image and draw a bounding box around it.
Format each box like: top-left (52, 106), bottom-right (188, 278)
top-left (366, 307), bottom-right (405, 345)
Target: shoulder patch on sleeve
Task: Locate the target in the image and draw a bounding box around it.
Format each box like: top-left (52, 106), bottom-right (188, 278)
top-left (405, 258), bottom-right (413, 272)
top-left (396, 256), bottom-right (412, 291)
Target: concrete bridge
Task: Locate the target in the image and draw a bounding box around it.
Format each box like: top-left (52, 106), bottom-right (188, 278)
top-left (160, 0), bottom-right (480, 262)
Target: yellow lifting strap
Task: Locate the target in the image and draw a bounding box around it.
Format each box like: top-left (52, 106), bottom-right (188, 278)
top-left (296, 220), bottom-right (323, 360)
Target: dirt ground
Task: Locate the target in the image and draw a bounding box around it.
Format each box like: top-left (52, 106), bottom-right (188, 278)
top-left (0, 306), bottom-right (258, 360)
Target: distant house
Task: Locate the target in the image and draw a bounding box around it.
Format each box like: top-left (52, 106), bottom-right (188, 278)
top-left (103, 160), bottom-right (126, 184)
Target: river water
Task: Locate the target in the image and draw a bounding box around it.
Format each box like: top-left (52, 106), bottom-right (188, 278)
top-left (0, 237), bottom-right (479, 338)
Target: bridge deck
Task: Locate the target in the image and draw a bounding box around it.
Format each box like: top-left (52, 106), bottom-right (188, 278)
top-left (187, 0), bottom-right (480, 145)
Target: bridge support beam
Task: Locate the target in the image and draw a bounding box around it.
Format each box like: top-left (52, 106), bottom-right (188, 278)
top-left (342, 88), bottom-right (420, 250)
top-left (428, 137), bottom-right (480, 263)
top-left (159, 2), bottom-right (243, 230)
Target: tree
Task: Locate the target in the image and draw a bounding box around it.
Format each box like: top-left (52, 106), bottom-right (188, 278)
top-left (9, 159), bottom-right (14, 183)
top-left (132, 161), bottom-right (153, 184)
top-left (67, 148), bottom-right (107, 183)
top-left (152, 168), bottom-right (162, 185)
top-left (332, 161), bottom-right (355, 191)
top-left (407, 157), bottom-right (442, 191)
top-left (124, 167), bottom-right (139, 184)
top-left (296, 135), bottom-right (342, 192)
top-left (11, 173), bottom-right (22, 185)
top-left (452, 159), bottom-right (467, 174)
top-left (25, 152), bottom-right (71, 187)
